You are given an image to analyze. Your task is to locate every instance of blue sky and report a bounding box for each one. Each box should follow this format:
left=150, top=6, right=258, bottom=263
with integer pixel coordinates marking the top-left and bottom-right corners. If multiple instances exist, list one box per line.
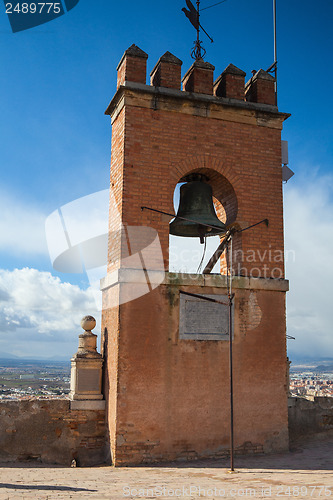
left=0, top=0, right=332, bottom=361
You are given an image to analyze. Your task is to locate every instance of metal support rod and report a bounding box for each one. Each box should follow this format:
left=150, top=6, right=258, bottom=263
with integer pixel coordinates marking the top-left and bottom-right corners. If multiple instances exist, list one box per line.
left=203, top=230, right=233, bottom=274
left=273, top=0, right=277, bottom=105
left=227, top=237, right=234, bottom=471
left=238, top=218, right=269, bottom=233
left=199, top=23, right=214, bottom=43
left=140, top=206, right=270, bottom=471
left=200, top=0, right=227, bottom=12
left=273, top=0, right=277, bottom=67
left=142, top=206, right=268, bottom=237
left=141, top=206, right=226, bottom=233
left=179, top=289, right=229, bottom=306
left=180, top=276, right=235, bottom=471
left=196, top=0, right=200, bottom=52
left=203, top=219, right=268, bottom=274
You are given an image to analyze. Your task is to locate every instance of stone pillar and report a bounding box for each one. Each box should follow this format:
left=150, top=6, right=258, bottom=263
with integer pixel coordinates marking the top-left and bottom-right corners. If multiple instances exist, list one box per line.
left=70, top=316, right=104, bottom=407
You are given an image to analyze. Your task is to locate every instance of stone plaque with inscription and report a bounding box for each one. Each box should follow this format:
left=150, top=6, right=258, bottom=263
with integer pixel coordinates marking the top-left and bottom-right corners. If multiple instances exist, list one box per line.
left=179, top=293, right=233, bottom=340
left=77, top=368, right=101, bottom=392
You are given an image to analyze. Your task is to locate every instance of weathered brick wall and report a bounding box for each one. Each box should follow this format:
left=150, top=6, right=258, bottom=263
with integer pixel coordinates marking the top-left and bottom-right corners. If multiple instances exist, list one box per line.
left=107, top=101, right=286, bottom=277
left=102, top=274, right=289, bottom=466
left=288, top=397, right=333, bottom=442
left=0, top=400, right=107, bottom=466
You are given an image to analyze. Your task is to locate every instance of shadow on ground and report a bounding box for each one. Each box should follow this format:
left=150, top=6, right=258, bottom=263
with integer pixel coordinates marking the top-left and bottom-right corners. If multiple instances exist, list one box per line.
left=0, top=483, right=96, bottom=492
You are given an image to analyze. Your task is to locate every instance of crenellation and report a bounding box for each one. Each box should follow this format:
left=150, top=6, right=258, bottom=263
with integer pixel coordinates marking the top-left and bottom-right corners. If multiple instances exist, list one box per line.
left=150, top=51, right=182, bottom=89
left=116, top=44, right=148, bottom=89
left=245, top=69, right=276, bottom=105
left=115, top=45, right=277, bottom=106
left=214, top=63, right=246, bottom=100
left=181, top=58, right=215, bottom=94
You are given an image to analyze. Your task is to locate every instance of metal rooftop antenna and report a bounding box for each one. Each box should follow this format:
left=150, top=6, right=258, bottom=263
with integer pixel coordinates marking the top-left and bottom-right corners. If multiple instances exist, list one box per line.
left=182, top=0, right=214, bottom=60
left=266, top=0, right=278, bottom=104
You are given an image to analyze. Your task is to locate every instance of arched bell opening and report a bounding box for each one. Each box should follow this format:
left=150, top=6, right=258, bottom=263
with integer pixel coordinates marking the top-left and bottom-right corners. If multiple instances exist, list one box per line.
left=168, top=168, right=242, bottom=275
left=169, top=178, right=221, bottom=273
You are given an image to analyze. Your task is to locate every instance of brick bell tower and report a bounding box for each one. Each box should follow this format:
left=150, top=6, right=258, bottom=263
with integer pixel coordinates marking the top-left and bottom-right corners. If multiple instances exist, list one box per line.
left=101, top=44, right=290, bottom=466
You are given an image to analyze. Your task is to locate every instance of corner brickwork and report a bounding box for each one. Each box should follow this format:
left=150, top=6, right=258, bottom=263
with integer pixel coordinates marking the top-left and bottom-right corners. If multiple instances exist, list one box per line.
left=116, top=44, right=148, bottom=89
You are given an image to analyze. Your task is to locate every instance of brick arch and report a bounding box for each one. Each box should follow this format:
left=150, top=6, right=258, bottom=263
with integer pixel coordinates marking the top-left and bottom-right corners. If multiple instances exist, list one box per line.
left=170, top=154, right=239, bottom=186
left=170, top=155, right=239, bottom=227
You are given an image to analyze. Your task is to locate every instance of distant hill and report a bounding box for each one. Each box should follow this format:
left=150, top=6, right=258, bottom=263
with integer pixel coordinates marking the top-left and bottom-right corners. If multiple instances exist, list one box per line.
left=289, top=357, right=333, bottom=373
left=0, top=358, right=70, bottom=368
left=0, top=352, right=19, bottom=359
left=0, top=353, right=71, bottom=362
left=314, top=364, right=333, bottom=373
left=289, top=355, right=333, bottom=364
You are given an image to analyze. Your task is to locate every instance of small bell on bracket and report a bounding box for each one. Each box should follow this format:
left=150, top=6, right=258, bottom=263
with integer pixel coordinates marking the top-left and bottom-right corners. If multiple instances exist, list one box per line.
left=169, top=174, right=226, bottom=243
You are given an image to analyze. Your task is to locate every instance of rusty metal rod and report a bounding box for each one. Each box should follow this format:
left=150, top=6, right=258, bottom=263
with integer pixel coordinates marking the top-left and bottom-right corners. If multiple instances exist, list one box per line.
left=227, top=237, right=234, bottom=472
left=179, top=289, right=231, bottom=306
left=202, top=230, right=233, bottom=274
left=141, top=206, right=227, bottom=233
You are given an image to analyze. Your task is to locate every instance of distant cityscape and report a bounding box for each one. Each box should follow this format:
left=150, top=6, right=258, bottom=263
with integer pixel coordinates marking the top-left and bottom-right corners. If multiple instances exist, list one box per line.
left=0, top=359, right=70, bottom=400
left=0, top=358, right=333, bottom=400
left=290, top=367, right=333, bottom=398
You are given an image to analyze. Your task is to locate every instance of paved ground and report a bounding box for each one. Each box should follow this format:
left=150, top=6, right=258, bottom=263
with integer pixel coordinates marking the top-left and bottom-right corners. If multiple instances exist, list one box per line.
left=0, top=436, right=332, bottom=499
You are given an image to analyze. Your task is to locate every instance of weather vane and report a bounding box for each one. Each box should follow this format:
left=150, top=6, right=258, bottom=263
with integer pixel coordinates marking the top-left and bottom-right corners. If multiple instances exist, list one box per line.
left=182, top=0, right=226, bottom=60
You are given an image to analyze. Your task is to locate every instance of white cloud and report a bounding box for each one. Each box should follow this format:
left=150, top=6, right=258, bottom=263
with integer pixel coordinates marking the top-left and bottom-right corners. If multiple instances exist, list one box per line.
left=169, top=235, right=221, bottom=273
left=0, top=268, right=99, bottom=358
left=0, top=190, right=48, bottom=256
left=284, top=170, right=333, bottom=358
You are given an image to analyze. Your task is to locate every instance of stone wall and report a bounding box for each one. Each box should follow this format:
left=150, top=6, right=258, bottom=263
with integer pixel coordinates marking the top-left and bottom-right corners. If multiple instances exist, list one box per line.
left=1, top=396, right=332, bottom=466
left=0, top=399, right=107, bottom=466
left=288, top=397, right=333, bottom=441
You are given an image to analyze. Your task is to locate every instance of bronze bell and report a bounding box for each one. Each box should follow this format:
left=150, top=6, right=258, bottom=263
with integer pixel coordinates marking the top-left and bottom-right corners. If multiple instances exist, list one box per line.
left=169, top=174, right=226, bottom=243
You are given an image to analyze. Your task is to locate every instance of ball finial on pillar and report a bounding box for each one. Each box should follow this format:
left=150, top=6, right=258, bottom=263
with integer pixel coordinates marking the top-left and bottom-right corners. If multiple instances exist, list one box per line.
left=69, top=315, right=104, bottom=402
left=81, top=315, right=96, bottom=332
